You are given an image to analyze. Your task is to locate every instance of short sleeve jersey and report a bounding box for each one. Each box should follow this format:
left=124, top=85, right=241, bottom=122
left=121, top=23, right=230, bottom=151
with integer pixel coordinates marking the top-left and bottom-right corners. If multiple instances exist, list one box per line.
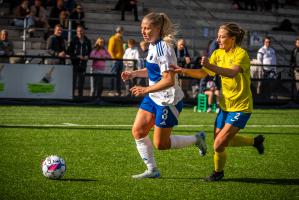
left=145, top=39, right=184, bottom=106
left=204, top=46, right=253, bottom=112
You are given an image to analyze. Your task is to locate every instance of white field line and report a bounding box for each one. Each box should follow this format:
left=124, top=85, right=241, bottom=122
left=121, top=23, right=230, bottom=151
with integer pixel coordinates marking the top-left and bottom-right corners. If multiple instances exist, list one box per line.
left=0, top=124, right=299, bottom=128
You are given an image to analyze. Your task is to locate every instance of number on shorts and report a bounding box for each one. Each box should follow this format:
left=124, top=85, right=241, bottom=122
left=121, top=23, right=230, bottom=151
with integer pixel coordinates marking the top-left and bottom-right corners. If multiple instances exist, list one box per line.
left=162, top=108, right=169, bottom=120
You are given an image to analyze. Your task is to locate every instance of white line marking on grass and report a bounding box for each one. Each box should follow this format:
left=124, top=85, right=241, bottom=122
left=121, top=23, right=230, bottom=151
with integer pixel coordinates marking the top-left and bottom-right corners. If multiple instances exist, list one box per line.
left=1, top=124, right=299, bottom=128
left=62, top=123, right=79, bottom=126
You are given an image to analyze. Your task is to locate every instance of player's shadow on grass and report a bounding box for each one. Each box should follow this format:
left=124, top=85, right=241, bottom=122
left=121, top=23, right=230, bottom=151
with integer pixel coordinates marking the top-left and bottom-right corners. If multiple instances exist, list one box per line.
left=58, top=178, right=98, bottom=182
left=239, top=130, right=298, bottom=136
left=223, top=178, right=299, bottom=185
left=1, top=125, right=200, bottom=133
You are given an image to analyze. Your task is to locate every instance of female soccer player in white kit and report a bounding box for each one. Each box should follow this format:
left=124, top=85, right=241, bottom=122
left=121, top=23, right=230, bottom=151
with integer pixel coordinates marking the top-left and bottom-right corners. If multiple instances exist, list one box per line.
left=121, top=12, right=207, bottom=179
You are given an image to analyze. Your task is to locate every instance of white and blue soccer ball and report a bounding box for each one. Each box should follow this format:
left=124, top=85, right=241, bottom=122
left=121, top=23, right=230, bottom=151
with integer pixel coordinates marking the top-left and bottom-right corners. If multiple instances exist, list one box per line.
left=41, top=155, right=66, bottom=179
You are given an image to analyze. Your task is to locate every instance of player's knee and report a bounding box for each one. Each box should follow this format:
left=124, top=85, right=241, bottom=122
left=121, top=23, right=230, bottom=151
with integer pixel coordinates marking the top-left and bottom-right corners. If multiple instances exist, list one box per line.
left=132, top=127, right=146, bottom=139
left=214, top=142, right=225, bottom=152
left=153, top=141, right=170, bottom=150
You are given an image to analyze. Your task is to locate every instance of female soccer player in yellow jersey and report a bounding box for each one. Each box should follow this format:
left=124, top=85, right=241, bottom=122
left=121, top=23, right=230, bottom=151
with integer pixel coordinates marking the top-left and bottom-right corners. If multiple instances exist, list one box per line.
left=174, top=22, right=265, bottom=181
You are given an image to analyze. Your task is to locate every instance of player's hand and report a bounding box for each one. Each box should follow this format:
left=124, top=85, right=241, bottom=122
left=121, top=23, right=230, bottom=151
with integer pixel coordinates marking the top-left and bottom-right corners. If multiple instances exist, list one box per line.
left=121, top=71, right=133, bottom=81
left=170, top=64, right=183, bottom=74
left=201, top=56, right=210, bottom=68
left=130, top=85, right=146, bottom=97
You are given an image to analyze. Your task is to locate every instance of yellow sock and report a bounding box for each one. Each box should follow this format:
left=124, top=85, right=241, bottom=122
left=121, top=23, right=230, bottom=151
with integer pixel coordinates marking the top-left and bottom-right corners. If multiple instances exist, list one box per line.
left=228, top=134, right=254, bottom=147
left=214, top=151, right=227, bottom=172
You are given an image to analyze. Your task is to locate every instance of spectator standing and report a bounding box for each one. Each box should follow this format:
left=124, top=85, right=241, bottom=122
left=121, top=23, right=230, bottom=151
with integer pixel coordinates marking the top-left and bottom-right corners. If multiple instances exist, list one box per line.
left=139, top=40, right=149, bottom=63
left=257, top=36, right=277, bottom=77
left=67, top=25, right=92, bottom=97
left=175, top=39, right=191, bottom=67
left=120, top=0, right=139, bottom=21
left=89, top=37, right=111, bottom=98
left=108, top=26, right=125, bottom=96
left=70, top=4, right=86, bottom=30
left=0, top=30, right=14, bottom=63
left=59, top=10, right=69, bottom=40
left=30, top=0, right=49, bottom=29
left=137, top=40, right=149, bottom=86
left=290, top=38, right=299, bottom=97
left=123, top=38, right=139, bottom=95
left=175, top=38, right=191, bottom=98
left=46, top=24, right=68, bottom=64
left=257, top=37, right=277, bottom=98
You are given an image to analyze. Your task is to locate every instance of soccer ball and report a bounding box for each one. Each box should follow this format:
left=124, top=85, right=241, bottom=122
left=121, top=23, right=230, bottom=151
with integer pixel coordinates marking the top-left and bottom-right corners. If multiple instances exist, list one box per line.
left=41, top=155, right=66, bottom=179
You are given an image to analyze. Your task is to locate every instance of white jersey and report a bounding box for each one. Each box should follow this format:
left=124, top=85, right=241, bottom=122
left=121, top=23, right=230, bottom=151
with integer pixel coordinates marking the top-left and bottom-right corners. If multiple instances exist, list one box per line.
left=257, top=46, right=276, bottom=71
left=145, top=39, right=184, bottom=106
left=123, top=47, right=140, bottom=67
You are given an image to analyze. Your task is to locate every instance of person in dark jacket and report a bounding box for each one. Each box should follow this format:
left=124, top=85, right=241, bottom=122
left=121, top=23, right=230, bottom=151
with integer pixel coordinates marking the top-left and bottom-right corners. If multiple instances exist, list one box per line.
left=67, top=25, right=92, bottom=97
left=69, top=4, right=86, bottom=30
left=120, top=0, right=139, bottom=21
left=49, top=0, right=66, bottom=28
left=0, top=29, right=14, bottom=63
left=174, top=38, right=191, bottom=97
left=46, top=24, right=68, bottom=64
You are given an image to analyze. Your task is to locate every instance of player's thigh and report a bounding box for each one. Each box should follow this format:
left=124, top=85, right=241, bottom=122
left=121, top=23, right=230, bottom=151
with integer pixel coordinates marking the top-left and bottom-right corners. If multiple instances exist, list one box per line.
left=214, top=124, right=240, bottom=152
left=153, top=126, right=172, bottom=150
left=132, top=108, right=155, bottom=139
left=214, top=127, right=221, bottom=139
left=214, top=90, right=220, bottom=96
left=204, top=90, right=212, bottom=97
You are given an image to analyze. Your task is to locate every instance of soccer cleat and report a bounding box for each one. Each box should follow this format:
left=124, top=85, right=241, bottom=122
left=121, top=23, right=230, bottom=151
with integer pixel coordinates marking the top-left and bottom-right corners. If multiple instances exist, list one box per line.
left=204, top=171, right=224, bottom=182
left=195, top=131, right=207, bottom=156
left=253, top=135, right=265, bottom=154
left=207, top=107, right=212, bottom=113
left=132, top=168, right=161, bottom=179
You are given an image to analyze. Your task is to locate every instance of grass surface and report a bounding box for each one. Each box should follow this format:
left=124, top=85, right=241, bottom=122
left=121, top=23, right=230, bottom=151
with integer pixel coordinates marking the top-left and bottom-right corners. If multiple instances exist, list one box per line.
left=0, top=106, right=298, bottom=200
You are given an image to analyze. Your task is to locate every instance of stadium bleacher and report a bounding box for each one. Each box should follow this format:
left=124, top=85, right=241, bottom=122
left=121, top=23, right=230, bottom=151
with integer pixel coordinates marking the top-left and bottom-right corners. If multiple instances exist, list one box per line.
left=1, top=0, right=298, bottom=63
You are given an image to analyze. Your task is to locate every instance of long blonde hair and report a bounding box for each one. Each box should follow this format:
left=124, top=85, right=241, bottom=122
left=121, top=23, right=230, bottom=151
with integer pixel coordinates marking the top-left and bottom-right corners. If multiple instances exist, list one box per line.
left=143, top=12, right=178, bottom=46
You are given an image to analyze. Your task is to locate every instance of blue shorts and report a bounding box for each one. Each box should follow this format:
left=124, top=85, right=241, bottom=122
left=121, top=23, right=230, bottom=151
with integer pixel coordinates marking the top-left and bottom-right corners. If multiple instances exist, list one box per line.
left=139, top=95, right=183, bottom=128
left=215, top=109, right=251, bottom=129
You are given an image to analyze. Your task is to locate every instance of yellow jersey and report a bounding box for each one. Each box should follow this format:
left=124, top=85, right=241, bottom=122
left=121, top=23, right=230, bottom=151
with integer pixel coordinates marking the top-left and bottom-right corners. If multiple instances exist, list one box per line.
left=204, top=46, right=253, bottom=113
left=108, top=34, right=124, bottom=59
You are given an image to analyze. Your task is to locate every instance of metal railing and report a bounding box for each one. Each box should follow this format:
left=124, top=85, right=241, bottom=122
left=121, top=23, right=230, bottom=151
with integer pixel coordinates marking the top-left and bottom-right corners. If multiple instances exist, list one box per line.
left=0, top=55, right=297, bottom=104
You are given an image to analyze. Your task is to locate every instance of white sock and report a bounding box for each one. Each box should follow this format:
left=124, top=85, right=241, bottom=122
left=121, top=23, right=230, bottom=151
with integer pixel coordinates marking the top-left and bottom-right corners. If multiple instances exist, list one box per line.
left=170, top=135, right=197, bottom=149
left=135, top=136, right=157, bottom=171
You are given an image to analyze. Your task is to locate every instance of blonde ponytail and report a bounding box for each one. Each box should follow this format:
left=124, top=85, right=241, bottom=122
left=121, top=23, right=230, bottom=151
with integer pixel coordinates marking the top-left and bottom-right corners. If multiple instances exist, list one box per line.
left=143, top=12, right=178, bottom=46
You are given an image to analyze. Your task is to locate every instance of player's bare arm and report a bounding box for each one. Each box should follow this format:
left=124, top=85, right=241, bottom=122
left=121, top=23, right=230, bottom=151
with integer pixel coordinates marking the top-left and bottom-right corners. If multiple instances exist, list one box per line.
left=121, top=68, right=148, bottom=81
left=172, top=64, right=208, bottom=79
left=130, top=70, right=174, bottom=97
left=201, top=56, right=241, bottom=78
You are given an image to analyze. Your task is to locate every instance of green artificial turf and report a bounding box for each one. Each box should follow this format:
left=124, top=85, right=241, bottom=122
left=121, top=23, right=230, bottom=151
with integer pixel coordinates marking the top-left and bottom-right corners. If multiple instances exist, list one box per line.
left=0, top=106, right=298, bottom=199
